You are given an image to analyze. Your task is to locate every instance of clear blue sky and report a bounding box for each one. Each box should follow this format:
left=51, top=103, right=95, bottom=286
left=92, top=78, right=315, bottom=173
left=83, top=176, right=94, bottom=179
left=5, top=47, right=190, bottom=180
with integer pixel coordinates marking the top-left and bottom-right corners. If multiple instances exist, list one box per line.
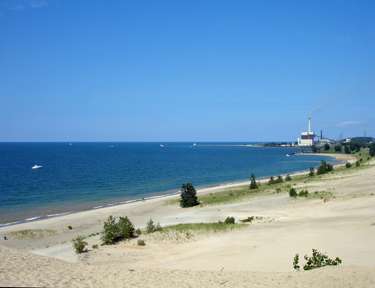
left=1, top=0, right=374, bottom=142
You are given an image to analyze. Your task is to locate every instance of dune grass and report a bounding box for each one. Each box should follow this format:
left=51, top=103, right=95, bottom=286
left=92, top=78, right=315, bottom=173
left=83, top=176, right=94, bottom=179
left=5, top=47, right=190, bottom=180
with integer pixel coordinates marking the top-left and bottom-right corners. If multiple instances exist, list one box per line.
left=162, top=222, right=248, bottom=233
left=9, top=229, right=57, bottom=240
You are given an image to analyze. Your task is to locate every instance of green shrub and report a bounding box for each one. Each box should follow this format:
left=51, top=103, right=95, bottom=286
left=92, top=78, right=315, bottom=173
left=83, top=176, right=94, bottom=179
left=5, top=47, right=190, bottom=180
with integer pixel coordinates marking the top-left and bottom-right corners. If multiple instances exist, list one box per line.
left=135, top=228, right=142, bottom=235
left=268, top=176, right=275, bottom=185
left=285, top=174, right=292, bottom=181
left=100, top=215, right=135, bottom=245
left=137, top=239, right=146, bottom=246
left=316, top=160, right=333, bottom=175
left=72, top=236, right=88, bottom=254
left=117, top=216, right=135, bottom=239
left=101, top=215, right=119, bottom=245
left=180, top=183, right=198, bottom=207
left=355, top=161, right=360, bottom=167
left=68, top=225, right=72, bottom=230
left=92, top=244, right=98, bottom=249
left=346, top=162, right=352, bottom=168
left=299, top=190, right=309, bottom=197
left=224, top=216, right=235, bottom=224
left=146, top=218, right=162, bottom=233
left=289, top=188, right=297, bottom=197
left=293, top=249, right=342, bottom=271
left=239, top=216, right=254, bottom=223
left=249, top=173, right=258, bottom=189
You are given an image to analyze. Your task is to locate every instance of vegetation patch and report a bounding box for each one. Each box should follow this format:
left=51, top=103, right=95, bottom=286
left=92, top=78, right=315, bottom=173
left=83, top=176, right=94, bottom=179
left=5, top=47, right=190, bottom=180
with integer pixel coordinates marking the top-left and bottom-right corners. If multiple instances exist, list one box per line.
left=101, top=215, right=135, bottom=245
left=162, top=221, right=247, bottom=234
left=9, top=229, right=57, bottom=240
left=72, top=235, right=88, bottom=254
left=293, top=249, right=342, bottom=271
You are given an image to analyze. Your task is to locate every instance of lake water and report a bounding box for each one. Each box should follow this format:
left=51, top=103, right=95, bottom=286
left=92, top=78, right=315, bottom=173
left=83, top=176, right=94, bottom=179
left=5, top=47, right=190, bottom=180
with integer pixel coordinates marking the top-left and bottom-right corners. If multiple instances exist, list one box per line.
left=0, top=142, right=339, bottom=226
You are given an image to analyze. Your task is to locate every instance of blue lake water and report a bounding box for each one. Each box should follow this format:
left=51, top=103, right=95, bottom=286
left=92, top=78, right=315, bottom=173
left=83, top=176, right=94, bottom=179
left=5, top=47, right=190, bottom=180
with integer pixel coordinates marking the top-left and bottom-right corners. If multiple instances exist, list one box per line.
left=0, top=142, right=339, bottom=226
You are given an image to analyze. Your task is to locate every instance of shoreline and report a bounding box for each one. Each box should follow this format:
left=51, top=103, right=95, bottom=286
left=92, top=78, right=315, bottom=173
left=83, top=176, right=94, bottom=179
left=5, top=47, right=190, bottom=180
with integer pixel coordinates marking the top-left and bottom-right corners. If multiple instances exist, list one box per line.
left=0, top=153, right=352, bottom=228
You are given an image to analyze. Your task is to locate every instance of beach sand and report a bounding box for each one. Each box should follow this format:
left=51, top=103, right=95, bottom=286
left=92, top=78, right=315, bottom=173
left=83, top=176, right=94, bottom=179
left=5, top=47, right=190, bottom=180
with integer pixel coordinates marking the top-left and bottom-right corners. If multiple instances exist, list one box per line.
left=1, top=155, right=375, bottom=287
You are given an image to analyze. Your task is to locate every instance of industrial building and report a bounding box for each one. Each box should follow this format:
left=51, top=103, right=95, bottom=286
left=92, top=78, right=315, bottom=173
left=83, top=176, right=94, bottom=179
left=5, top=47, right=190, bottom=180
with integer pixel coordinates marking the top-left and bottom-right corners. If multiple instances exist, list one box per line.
left=298, top=117, right=315, bottom=146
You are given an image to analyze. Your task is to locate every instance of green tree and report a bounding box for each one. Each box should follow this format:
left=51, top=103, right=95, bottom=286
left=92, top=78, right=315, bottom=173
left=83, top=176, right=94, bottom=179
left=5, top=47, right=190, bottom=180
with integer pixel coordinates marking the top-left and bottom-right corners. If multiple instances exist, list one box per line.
left=117, top=216, right=135, bottom=240
left=316, top=160, right=333, bottom=175
left=100, top=215, right=135, bottom=245
left=324, top=143, right=330, bottom=151
left=289, top=188, right=297, bottom=197
left=180, top=183, right=198, bottom=208
left=249, top=173, right=258, bottom=189
left=334, top=145, right=342, bottom=152
left=369, top=143, right=375, bottom=157
left=101, top=215, right=119, bottom=245
left=344, top=145, right=351, bottom=154
left=311, top=145, right=318, bottom=153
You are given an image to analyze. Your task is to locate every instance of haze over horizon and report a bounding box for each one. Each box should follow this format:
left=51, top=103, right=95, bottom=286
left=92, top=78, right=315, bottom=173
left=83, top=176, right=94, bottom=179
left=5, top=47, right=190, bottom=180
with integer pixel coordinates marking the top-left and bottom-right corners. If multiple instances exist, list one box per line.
left=1, top=1, right=374, bottom=142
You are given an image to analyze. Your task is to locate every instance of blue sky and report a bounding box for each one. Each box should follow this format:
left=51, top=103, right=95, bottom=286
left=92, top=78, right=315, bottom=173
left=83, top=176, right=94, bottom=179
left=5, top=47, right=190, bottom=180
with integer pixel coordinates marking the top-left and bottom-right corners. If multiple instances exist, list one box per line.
left=1, top=0, right=374, bottom=142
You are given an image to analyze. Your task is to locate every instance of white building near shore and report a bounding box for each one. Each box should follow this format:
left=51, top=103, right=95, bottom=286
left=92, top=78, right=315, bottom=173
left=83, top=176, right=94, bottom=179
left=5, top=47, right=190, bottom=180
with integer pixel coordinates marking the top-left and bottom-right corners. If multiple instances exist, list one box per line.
left=298, top=117, right=315, bottom=146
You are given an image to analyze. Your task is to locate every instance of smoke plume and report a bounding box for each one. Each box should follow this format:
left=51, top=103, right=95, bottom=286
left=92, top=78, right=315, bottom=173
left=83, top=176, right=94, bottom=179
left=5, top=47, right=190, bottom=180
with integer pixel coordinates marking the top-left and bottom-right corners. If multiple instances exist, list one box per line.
left=309, top=90, right=347, bottom=116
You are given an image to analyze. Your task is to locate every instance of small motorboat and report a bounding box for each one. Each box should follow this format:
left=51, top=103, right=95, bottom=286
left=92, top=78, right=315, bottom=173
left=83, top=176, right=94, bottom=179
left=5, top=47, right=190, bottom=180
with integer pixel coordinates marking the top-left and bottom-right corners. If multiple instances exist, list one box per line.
left=32, top=165, right=43, bottom=169
left=160, top=144, right=164, bottom=147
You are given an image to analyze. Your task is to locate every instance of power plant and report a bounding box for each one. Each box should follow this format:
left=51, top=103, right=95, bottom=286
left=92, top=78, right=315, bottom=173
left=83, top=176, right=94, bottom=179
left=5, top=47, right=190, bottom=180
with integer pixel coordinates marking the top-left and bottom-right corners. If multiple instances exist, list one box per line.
left=298, top=117, right=315, bottom=146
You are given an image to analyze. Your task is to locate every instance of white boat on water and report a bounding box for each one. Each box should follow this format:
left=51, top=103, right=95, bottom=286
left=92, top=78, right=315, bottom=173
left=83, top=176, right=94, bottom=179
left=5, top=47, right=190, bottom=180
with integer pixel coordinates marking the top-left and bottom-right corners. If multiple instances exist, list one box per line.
left=32, top=165, right=42, bottom=169
left=160, top=144, right=164, bottom=147
left=193, top=143, right=196, bottom=146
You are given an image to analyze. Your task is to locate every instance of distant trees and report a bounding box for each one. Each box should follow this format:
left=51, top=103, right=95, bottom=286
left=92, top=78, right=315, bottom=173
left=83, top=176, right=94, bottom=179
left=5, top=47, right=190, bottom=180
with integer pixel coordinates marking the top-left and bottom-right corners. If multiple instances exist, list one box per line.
left=324, top=144, right=330, bottom=151
left=370, top=143, right=375, bottom=157
left=180, top=183, right=198, bottom=208
left=249, top=173, right=258, bottom=189
left=334, top=145, right=342, bottom=152
left=268, top=175, right=283, bottom=185
left=311, top=145, right=318, bottom=153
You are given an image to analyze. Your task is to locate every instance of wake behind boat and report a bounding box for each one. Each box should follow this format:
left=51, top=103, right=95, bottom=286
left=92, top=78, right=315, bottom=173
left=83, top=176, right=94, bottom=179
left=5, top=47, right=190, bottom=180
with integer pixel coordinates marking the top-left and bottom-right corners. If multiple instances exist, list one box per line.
left=32, top=165, right=42, bottom=169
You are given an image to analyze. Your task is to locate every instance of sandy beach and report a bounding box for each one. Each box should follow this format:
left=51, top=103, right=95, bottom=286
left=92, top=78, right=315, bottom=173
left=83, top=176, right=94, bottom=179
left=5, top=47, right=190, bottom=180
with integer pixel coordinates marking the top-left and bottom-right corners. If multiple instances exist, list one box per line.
left=1, top=153, right=375, bottom=287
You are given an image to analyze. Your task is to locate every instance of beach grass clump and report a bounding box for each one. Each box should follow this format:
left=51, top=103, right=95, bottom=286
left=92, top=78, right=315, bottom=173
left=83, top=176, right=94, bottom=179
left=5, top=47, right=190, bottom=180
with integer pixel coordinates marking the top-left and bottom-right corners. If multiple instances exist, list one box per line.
left=72, top=235, right=88, bottom=254
left=9, top=229, right=57, bottom=240
left=285, top=174, right=292, bottom=181
left=162, top=222, right=247, bottom=234
left=101, top=215, right=135, bottom=245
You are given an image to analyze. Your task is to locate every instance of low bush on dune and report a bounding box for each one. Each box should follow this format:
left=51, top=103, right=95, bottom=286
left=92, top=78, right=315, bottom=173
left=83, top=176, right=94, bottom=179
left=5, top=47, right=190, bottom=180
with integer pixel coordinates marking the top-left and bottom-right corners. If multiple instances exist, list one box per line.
left=316, top=160, right=334, bottom=175
left=224, top=216, right=235, bottom=224
left=72, top=235, right=88, bottom=254
left=101, top=215, right=135, bottom=245
left=293, top=249, right=342, bottom=271
left=146, top=218, right=162, bottom=233
left=137, top=239, right=146, bottom=246
left=268, top=175, right=283, bottom=185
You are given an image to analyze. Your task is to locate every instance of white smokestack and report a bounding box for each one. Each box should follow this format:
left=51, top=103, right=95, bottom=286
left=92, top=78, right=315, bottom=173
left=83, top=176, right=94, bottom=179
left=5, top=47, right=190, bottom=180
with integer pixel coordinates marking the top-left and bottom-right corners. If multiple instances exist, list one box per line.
left=308, top=117, right=311, bottom=133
